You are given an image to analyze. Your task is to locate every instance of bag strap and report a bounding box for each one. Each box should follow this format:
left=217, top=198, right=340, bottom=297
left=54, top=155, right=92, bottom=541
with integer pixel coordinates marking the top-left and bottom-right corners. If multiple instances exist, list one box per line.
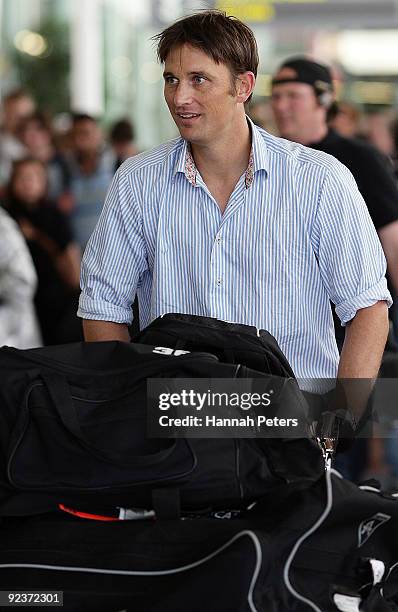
left=41, top=371, right=177, bottom=468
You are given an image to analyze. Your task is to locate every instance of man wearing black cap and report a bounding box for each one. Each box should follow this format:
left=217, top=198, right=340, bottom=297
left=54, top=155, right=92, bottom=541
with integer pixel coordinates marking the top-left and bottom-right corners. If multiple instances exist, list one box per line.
left=271, top=56, right=398, bottom=350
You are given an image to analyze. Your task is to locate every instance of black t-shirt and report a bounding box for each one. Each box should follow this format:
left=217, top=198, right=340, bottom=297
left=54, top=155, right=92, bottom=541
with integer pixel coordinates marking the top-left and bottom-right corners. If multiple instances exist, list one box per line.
left=310, top=129, right=398, bottom=230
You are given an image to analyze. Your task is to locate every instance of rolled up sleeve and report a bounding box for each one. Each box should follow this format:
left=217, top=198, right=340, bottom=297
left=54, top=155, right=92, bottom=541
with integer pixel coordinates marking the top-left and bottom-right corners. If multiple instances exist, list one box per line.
left=311, top=159, right=392, bottom=326
left=335, top=277, right=391, bottom=325
left=78, top=164, right=148, bottom=323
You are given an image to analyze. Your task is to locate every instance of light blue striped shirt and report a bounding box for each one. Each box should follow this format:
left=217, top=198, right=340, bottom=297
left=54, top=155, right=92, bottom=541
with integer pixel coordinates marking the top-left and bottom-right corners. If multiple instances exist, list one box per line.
left=78, top=120, right=392, bottom=382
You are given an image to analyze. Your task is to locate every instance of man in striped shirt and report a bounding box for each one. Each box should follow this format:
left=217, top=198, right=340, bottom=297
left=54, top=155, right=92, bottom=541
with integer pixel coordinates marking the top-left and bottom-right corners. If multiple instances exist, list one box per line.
left=78, top=11, right=391, bottom=389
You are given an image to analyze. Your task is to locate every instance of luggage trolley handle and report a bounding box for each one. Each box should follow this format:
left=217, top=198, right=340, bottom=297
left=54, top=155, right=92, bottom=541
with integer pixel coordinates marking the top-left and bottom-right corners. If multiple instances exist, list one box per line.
left=316, top=409, right=357, bottom=471
left=316, top=411, right=339, bottom=471
left=40, top=371, right=177, bottom=468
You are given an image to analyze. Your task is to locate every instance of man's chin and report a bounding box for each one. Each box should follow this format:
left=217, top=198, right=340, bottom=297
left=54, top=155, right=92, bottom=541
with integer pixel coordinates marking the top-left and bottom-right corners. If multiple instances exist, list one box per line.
left=177, top=127, right=205, bottom=145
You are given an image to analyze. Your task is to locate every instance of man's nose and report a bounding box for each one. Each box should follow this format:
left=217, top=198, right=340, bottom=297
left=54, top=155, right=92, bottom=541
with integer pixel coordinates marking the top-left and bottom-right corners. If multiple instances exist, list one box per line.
left=174, top=81, right=193, bottom=107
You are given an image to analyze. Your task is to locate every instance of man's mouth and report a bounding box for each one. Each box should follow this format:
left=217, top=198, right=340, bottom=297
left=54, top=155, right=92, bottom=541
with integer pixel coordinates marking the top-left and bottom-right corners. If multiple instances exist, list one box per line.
left=177, top=113, right=200, bottom=119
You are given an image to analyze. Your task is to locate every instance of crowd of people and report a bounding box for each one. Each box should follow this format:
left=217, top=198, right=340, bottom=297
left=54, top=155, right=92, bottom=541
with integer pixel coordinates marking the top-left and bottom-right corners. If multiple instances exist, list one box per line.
left=0, top=90, right=137, bottom=346
left=1, top=10, right=398, bottom=485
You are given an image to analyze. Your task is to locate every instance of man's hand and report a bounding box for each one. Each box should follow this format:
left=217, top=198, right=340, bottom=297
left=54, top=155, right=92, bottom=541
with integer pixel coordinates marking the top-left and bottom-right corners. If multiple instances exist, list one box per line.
left=83, top=320, right=131, bottom=342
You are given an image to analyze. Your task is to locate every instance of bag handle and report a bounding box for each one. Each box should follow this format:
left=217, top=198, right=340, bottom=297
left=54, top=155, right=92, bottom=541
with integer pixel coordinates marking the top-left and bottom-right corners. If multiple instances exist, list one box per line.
left=41, top=371, right=177, bottom=468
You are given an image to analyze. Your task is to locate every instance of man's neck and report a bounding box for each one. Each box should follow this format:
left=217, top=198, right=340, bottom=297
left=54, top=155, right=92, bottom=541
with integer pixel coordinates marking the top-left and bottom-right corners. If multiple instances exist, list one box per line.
left=297, top=123, right=329, bottom=146
left=190, top=115, right=251, bottom=183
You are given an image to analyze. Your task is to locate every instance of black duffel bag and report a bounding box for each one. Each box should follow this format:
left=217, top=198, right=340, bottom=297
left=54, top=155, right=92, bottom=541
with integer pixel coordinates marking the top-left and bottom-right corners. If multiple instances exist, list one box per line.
left=0, top=337, right=321, bottom=519
left=133, top=313, right=296, bottom=378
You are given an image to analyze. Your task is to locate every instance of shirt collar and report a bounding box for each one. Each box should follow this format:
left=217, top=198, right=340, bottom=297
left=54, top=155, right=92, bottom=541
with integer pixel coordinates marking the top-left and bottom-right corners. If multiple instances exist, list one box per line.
left=248, top=116, right=269, bottom=179
left=173, top=116, right=268, bottom=189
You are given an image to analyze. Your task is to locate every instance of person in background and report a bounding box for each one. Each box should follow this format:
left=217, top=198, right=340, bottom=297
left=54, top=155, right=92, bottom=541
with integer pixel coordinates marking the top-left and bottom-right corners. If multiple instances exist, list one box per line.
left=0, top=206, right=42, bottom=349
left=0, top=89, right=35, bottom=187
left=19, top=112, right=72, bottom=208
left=65, top=113, right=115, bottom=249
left=364, top=110, right=396, bottom=160
left=330, top=101, right=362, bottom=139
left=4, top=158, right=82, bottom=345
left=246, top=98, right=277, bottom=134
left=109, top=118, right=139, bottom=171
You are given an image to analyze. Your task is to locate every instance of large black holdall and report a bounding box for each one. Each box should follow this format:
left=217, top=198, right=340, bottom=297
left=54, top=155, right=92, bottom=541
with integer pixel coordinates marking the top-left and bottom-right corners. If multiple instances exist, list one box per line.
left=0, top=324, right=322, bottom=519
left=2, top=472, right=398, bottom=611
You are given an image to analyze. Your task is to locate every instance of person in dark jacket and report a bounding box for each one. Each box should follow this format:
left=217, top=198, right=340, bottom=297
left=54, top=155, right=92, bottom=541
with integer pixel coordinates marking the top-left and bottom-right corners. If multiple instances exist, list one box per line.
left=5, top=158, right=82, bottom=345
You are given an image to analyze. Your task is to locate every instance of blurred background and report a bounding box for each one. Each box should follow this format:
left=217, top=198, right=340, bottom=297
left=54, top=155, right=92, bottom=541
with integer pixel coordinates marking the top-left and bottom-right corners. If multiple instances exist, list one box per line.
left=0, top=0, right=397, bottom=151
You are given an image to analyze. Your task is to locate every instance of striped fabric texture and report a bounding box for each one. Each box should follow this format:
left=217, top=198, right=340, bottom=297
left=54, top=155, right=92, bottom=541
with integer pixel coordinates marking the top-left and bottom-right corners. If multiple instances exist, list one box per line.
left=78, top=120, right=391, bottom=381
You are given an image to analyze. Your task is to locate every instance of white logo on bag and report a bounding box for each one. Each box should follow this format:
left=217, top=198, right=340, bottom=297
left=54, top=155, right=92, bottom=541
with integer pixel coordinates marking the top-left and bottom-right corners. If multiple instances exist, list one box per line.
left=152, top=347, right=190, bottom=356
left=333, top=593, right=361, bottom=612
left=358, top=513, right=390, bottom=548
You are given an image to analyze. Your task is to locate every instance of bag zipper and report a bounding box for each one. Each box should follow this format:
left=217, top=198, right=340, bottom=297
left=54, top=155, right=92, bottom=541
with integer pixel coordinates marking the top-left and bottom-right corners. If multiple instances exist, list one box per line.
left=3, top=346, right=218, bottom=378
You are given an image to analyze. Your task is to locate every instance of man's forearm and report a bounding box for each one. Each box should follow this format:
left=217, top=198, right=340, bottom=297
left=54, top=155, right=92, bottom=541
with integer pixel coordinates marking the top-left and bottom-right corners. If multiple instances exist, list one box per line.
left=338, top=301, right=389, bottom=379
left=83, top=319, right=131, bottom=342
left=336, top=301, right=388, bottom=424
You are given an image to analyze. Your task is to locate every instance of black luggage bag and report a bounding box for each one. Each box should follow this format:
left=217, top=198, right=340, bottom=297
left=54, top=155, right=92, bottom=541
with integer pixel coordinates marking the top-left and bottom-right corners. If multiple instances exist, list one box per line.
left=0, top=323, right=321, bottom=519
left=2, top=472, right=398, bottom=612
left=133, top=313, right=296, bottom=378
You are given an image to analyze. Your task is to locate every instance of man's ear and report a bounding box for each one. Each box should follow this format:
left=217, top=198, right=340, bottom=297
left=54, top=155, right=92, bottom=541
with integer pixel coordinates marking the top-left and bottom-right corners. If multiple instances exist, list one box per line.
left=236, top=72, right=256, bottom=103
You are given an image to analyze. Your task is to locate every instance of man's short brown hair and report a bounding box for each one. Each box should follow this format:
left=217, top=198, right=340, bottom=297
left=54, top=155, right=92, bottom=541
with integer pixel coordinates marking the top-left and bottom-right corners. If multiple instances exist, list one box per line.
left=154, top=10, right=258, bottom=101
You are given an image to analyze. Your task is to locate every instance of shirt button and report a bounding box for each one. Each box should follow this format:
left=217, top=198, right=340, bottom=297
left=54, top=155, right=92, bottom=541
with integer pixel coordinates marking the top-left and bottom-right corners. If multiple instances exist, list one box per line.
left=217, top=279, right=222, bottom=286
left=216, top=236, right=221, bottom=244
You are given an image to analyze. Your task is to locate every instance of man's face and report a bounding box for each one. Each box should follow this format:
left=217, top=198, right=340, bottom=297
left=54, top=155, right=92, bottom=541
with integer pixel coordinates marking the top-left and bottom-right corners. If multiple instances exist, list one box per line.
left=21, top=120, right=51, bottom=152
left=271, top=67, right=324, bottom=143
left=4, top=96, right=35, bottom=134
left=163, top=44, right=239, bottom=146
left=72, top=120, right=102, bottom=155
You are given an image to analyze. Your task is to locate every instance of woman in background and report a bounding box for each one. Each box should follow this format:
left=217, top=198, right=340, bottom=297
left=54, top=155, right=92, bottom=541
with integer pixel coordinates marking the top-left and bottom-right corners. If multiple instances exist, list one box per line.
left=18, top=112, right=73, bottom=211
left=0, top=206, right=41, bottom=348
left=5, top=158, right=82, bottom=345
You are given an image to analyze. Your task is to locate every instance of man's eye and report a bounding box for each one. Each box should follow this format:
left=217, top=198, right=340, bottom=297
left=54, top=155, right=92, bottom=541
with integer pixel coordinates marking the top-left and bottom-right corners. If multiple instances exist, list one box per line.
left=165, top=76, right=178, bottom=85
left=192, top=76, right=206, bottom=84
